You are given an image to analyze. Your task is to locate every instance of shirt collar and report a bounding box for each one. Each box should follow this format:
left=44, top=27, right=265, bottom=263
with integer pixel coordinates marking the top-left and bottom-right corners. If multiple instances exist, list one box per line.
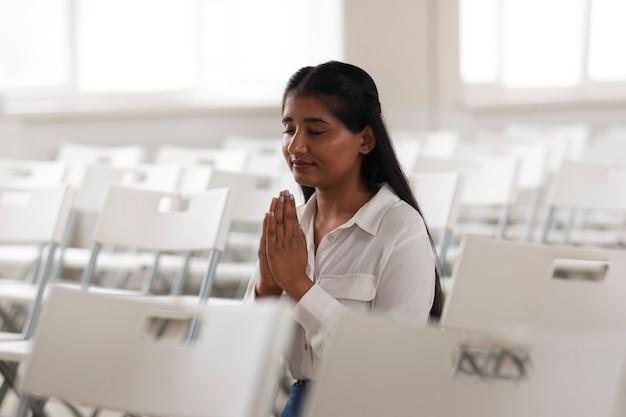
left=298, top=183, right=400, bottom=237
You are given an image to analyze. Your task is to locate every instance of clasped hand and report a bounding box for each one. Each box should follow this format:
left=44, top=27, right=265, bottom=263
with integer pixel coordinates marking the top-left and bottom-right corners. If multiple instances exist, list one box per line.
left=256, top=190, right=312, bottom=301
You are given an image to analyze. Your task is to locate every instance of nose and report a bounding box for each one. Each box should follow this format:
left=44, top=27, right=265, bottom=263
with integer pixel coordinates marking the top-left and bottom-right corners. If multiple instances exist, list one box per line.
left=285, top=129, right=306, bottom=155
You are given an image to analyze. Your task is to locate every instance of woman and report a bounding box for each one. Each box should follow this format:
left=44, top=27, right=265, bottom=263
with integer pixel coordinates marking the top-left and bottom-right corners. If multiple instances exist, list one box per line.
left=245, top=60, right=444, bottom=417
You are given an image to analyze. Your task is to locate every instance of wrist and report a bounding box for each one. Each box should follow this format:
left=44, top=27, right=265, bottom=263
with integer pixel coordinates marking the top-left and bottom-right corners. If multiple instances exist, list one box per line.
left=255, top=282, right=282, bottom=297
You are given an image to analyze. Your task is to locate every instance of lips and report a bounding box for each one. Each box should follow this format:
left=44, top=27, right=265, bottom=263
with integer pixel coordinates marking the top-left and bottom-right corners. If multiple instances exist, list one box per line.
left=291, top=159, right=313, bottom=169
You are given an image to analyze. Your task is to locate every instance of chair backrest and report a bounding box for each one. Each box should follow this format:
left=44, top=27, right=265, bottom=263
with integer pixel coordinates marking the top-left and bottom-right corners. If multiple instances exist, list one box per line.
left=442, top=236, right=626, bottom=331
left=414, top=155, right=520, bottom=206
left=207, top=169, right=279, bottom=224
left=413, top=155, right=520, bottom=239
left=80, top=186, right=231, bottom=295
left=74, top=163, right=182, bottom=213
left=20, top=284, right=294, bottom=417
left=56, top=142, right=146, bottom=187
left=220, top=135, right=287, bottom=176
left=503, top=123, right=590, bottom=172
left=409, top=172, right=464, bottom=265
left=0, top=185, right=75, bottom=245
left=303, top=312, right=626, bottom=417
left=545, top=160, right=626, bottom=212
left=0, top=185, right=76, bottom=338
left=92, top=186, right=231, bottom=252
left=541, top=160, right=626, bottom=244
left=0, top=158, right=68, bottom=188
left=154, top=145, right=249, bottom=172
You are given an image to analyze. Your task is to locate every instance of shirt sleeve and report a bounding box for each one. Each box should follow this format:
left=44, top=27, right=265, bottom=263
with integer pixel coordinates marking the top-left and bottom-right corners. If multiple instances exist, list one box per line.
left=292, top=284, right=349, bottom=365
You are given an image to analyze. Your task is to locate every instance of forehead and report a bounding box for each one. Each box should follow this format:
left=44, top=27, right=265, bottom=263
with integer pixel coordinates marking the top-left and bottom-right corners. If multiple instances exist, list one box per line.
left=282, top=95, right=334, bottom=121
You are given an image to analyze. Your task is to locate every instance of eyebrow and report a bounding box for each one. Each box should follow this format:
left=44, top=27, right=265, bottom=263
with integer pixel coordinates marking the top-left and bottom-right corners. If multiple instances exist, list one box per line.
left=281, top=117, right=331, bottom=124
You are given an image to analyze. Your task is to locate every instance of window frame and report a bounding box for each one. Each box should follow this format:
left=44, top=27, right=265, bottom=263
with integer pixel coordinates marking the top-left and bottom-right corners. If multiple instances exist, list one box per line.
left=458, top=0, right=626, bottom=110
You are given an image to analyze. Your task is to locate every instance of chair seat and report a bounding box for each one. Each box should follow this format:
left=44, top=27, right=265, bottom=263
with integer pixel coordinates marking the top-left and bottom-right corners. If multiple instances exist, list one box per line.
left=0, top=339, right=31, bottom=362
left=156, top=254, right=255, bottom=284
left=61, top=247, right=153, bottom=271
left=0, top=245, right=40, bottom=267
left=0, top=279, right=39, bottom=303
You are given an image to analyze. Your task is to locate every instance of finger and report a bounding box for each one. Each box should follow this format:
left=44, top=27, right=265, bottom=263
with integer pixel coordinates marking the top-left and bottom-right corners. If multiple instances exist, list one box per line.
left=274, top=191, right=285, bottom=240
left=267, top=198, right=277, bottom=240
left=258, top=212, right=269, bottom=255
left=283, top=190, right=297, bottom=240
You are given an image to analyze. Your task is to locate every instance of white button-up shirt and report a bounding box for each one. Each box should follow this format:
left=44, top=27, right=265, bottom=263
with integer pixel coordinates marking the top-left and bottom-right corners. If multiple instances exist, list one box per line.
left=245, top=183, right=436, bottom=380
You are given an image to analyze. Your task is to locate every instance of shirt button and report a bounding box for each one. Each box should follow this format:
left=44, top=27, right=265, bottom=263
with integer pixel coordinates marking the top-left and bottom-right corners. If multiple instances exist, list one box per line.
left=304, top=343, right=309, bottom=351
left=327, top=235, right=334, bottom=242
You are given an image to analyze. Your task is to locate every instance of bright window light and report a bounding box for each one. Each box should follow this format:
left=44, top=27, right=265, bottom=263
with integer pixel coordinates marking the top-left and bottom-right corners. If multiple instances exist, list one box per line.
left=459, top=0, right=499, bottom=84
left=77, top=0, right=195, bottom=93
left=0, top=0, right=70, bottom=88
left=200, top=0, right=343, bottom=104
left=588, top=0, right=626, bottom=81
left=501, top=0, right=585, bottom=88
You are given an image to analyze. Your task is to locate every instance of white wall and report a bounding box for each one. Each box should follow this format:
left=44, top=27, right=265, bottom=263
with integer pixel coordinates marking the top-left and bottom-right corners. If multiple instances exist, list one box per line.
left=2, top=0, right=626, bottom=160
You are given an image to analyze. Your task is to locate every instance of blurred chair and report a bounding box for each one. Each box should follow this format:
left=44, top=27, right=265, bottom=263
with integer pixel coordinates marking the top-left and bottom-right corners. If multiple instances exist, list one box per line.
left=55, top=142, right=146, bottom=188
left=57, top=163, right=183, bottom=284
left=220, top=134, right=286, bottom=175
left=154, top=144, right=249, bottom=173
left=0, top=158, right=69, bottom=281
left=0, top=185, right=232, bottom=416
left=303, top=312, right=626, bottom=417
left=442, top=236, right=626, bottom=332
left=18, top=284, right=294, bottom=417
left=78, top=185, right=231, bottom=300
left=0, top=158, right=67, bottom=188
left=0, top=185, right=75, bottom=340
left=0, top=185, right=75, bottom=415
left=220, top=135, right=299, bottom=204
left=453, top=138, right=551, bottom=241
left=540, top=160, right=626, bottom=248
left=413, top=155, right=520, bottom=240
left=161, top=169, right=282, bottom=298
left=409, top=172, right=464, bottom=282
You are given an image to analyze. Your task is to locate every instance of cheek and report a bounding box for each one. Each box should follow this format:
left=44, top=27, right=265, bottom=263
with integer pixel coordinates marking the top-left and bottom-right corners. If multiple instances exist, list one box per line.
left=281, top=140, right=291, bottom=161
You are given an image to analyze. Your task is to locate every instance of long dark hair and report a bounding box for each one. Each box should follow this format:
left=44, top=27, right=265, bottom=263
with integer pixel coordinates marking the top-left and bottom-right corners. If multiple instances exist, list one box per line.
left=282, top=61, right=444, bottom=320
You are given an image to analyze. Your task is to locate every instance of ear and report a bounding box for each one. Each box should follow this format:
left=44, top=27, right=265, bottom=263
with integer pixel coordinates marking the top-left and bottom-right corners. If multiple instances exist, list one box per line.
left=358, top=125, right=376, bottom=155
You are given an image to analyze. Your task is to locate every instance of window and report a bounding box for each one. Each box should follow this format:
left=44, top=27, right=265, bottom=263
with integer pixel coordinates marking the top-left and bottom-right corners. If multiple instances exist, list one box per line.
left=459, top=0, right=626, bottom=106
left=0, top=0, right=343, bottom=111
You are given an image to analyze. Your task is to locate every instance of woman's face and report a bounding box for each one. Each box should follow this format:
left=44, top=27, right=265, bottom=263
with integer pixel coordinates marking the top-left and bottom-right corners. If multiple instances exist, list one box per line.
left=281, top=94, right=374, bottom=192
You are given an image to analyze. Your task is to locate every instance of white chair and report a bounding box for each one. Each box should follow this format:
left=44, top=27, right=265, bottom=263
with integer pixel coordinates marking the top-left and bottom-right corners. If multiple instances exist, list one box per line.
left=409, top=172, right=463, bottom=280
left=303, top=312, right=626, bottom=417
left=453, top=138, right=551, bottom=241
left=0, top=185, right=75, bottom=340
left=59, top=164, right=182, bottom=250
left=154, top=144, right=249, bottom=172
left=160, top=169, right=282, bottom=297
left=55, top=142, right=146, bottom=188
left=18, top=284, right=294, bottom=417
left=0, top=158, right=69, bottom=281
left=0, top=158, right=67, bottom=188
left=220, top=134, right=287, bottom=176
left=57, top=163, right=183, bottom=283
left=540, top=160, right=626, bottom=247
left=413, top=155, right=521, bottom=240
left=79, top=185, right=231, bottom=300
left=442, top=236, right=626, bottom=332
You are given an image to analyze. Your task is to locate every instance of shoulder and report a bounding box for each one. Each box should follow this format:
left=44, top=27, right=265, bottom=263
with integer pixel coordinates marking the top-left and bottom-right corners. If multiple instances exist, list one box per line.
left=381, top=198, right=429, bottom=235
left=365, top=184, right=429, bottom=237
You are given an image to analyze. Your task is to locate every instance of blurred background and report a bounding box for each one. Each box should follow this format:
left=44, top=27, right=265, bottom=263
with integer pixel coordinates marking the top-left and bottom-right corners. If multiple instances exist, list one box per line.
left=1, top=0, right=624, bottom=159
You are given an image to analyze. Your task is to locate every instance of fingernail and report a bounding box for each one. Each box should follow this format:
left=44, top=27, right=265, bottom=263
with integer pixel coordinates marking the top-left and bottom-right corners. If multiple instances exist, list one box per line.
left=284, top=189, right=290, bottom=197
left=269, top=211, right=275, bottom=217
left=279, top=196, right=284, bottom=203
left=290, top=193, right=295, bottom=200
